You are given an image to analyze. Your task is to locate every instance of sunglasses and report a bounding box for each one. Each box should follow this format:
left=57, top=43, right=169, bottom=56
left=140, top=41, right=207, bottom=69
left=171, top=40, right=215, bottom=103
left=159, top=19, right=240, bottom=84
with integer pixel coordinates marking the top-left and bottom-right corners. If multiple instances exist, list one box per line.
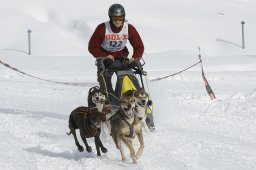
left=110, top=16, right=125, bottom=21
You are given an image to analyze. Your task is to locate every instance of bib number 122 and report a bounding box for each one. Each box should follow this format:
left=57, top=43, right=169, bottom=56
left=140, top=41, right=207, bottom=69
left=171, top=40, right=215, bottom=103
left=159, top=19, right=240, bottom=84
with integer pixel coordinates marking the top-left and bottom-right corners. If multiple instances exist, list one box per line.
left=109, top=41, right=123, bottom=47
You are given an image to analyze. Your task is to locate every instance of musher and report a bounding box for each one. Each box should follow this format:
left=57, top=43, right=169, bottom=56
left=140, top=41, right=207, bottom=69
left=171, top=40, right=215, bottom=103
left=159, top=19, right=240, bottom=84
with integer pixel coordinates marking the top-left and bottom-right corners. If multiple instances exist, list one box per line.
left=88, top=3, right=144, bottom=103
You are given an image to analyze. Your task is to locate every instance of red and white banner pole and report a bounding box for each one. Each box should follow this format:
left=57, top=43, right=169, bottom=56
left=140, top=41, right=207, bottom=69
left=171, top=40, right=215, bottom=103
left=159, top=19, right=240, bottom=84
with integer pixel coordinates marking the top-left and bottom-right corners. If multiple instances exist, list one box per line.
left=198, top=47, right=216, bottom=100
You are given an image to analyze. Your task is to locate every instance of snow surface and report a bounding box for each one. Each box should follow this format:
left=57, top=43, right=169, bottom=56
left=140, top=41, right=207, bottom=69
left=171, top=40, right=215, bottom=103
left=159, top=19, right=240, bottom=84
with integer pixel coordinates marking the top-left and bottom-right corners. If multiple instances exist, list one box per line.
left=0, top=0, right=256, bottom=169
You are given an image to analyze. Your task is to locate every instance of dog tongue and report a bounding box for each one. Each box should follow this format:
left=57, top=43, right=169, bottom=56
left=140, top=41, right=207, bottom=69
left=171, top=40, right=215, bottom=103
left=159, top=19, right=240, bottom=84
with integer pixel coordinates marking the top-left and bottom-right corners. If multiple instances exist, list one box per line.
left=126, top=109, right=133, bottom=116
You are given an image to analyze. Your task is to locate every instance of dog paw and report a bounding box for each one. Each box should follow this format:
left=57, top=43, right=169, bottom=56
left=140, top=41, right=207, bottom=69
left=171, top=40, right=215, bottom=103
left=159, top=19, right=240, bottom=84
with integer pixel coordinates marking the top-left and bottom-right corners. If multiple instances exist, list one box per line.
left=101, top=147, right=108, bottom=153
left=132, top=157, right=138, bottom=164
left=86, top=146, right=92, bottom=153
left=133, top=160, right=138, bottom=164
left=97, top=152, right=101, bottom=157
left=77, top=145, right=84, bottom=152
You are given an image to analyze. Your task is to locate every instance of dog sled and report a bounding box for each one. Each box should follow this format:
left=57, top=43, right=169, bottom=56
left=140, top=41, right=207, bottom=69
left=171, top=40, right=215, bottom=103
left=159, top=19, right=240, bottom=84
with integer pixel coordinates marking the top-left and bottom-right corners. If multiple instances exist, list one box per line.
left=96, top=57, right=155, bottom=131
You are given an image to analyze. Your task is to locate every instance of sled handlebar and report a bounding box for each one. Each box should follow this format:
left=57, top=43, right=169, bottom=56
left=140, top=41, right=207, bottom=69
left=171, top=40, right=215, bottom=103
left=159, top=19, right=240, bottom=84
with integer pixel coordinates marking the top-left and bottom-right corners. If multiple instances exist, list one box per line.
left=96, top=57, right=144, bottom=75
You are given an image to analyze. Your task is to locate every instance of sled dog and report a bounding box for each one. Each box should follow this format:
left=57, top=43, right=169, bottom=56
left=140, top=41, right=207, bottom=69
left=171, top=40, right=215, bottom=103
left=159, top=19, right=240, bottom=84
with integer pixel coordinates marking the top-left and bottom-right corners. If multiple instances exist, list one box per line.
left=67, top=86, right=110, bottom=156
left=87, top=86, right=107, bottom=112
left=88, top=86, right=113, bottom=134
left=88, top=86, right=112, bottom=133
left=134, top=89, right=151, bottom=132
left=67, top=107, right=107, bottom=156
left=110, top=90, right=144, bottom=164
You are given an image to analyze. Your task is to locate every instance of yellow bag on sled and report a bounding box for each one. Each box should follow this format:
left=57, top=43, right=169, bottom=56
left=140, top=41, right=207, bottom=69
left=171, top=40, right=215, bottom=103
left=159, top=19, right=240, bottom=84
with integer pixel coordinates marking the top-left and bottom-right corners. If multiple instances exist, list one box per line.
left=121, top=75, right=137, bottom=95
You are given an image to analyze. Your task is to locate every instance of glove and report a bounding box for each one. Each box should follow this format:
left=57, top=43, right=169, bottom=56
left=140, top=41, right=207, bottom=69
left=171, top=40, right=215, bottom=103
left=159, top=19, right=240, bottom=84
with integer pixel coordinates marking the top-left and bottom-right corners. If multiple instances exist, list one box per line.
left=128, top=60, right=139, bottom=68
left=103, top=58, right=114, bottom=68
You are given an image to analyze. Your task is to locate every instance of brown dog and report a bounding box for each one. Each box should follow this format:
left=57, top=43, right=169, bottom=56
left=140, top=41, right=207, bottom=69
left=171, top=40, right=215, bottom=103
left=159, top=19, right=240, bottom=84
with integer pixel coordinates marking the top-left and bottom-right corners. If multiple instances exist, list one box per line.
left=110, top=90, right=144, bottom=164
left=67, top=86, right=109, bottom=156
left=67, top=107, right=107, bottom=156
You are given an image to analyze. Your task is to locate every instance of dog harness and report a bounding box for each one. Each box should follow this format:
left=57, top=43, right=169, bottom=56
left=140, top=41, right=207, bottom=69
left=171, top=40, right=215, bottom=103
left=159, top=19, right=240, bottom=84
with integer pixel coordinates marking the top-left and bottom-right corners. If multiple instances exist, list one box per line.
left=80, top=108, right=99, bottom=138
left=119, top=109, right=136, bottom=138
left=83, top=115, right=98, bottom=138
left=122, top=117, right=136, bottom=138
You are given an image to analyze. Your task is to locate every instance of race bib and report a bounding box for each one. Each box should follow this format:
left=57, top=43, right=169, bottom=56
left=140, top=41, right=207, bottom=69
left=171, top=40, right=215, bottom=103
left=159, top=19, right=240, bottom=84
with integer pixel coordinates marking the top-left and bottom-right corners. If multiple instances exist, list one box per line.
left=101, top=21, right=128, bottom=52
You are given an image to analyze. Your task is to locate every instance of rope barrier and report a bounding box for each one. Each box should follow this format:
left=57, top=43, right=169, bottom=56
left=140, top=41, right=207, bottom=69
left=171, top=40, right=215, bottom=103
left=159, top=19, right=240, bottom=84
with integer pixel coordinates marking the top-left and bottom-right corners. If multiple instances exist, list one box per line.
left=1, top=49, right=216, bottom=100
left=147, top=47, right=216, bottom=100
left=150, top=61, right=201, bottom=82
left=0, top=59, right=97, bottom=87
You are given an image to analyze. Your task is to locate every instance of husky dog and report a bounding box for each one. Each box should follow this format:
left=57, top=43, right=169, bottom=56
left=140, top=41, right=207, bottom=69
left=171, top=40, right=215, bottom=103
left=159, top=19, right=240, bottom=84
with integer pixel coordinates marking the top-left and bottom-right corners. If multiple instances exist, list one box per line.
left=134, top=89, right=151, bottom=132
left=88, top=86, right=112, bottom=133
left=87, top=86, right=113, bottom=134
left=88, top=86, right=107, bottom=112
left=110, top=90, right=144, bottom=164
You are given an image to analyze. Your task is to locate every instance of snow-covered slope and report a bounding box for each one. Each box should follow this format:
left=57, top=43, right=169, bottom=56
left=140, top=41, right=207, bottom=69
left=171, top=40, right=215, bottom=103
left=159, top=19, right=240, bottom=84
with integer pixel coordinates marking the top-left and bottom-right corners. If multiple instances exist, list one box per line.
left=0, top=0, right=256, bottom=170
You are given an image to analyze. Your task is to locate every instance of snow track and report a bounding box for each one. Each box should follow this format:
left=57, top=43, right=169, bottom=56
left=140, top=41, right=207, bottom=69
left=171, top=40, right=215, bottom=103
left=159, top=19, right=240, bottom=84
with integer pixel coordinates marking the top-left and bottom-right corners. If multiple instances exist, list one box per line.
left=1, top=66, right=256, bottom=169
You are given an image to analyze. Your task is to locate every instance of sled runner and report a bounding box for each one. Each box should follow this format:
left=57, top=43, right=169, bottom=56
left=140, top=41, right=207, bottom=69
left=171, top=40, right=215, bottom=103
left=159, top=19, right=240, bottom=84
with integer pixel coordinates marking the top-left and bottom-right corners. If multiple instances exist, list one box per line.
left=96, top=57, right=155, bottom=131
